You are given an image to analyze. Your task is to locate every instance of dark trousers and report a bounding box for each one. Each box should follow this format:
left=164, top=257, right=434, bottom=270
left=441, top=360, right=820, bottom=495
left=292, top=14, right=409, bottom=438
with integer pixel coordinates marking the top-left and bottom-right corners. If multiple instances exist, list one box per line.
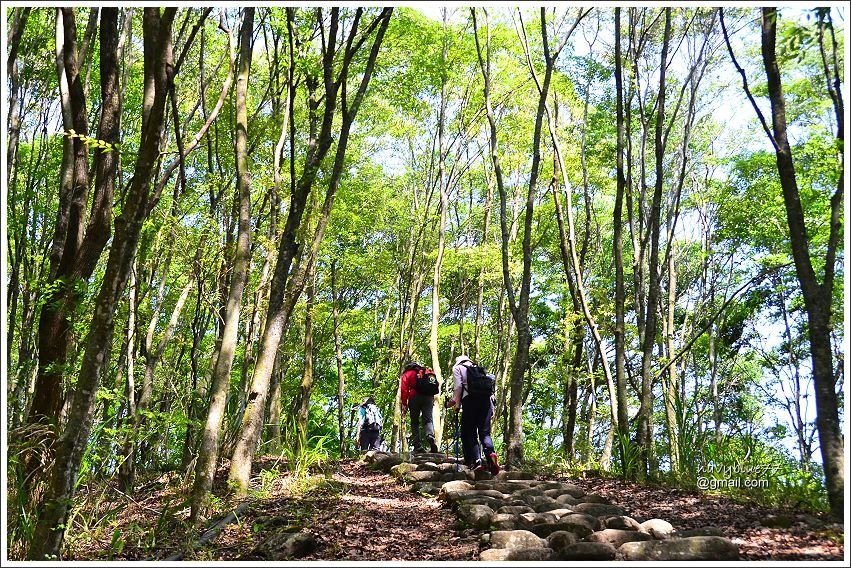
left=408, top=392, right=435, bottom=449
left=359, top=428, right=380, bottom=451
left=460, top=395, right=494, bottom=467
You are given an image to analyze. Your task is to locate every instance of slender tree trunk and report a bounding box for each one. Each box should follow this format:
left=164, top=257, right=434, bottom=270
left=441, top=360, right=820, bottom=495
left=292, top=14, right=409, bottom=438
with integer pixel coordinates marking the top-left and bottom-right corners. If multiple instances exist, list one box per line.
left=332, top=259, right=348, bottom=457
left=295, top=263, right=317, bottom=445
left=429, top=27, right=449, bottom=447
left=190, top=7, right=253, bottom=524
left=613, top=6, right=631, bottom=475
left=227, top=8, right=392, bottom=492
left=119, top=277, right=192, bottom=490
left=759, top=7, right=844, bottom=520
left=664, top=243, right=680, bottom=473
left=637, top=8, right=671, bottom=480
left=473, top=176, right=493, bottom=361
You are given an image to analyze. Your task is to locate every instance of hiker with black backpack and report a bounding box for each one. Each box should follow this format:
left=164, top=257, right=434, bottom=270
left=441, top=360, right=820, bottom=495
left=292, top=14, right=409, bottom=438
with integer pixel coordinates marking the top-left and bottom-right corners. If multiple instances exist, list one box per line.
left=400, top=361, right=440, bottom=453
left=355, top=396, right=383, bottom=451
left=446, top=354, right=500, bottom=475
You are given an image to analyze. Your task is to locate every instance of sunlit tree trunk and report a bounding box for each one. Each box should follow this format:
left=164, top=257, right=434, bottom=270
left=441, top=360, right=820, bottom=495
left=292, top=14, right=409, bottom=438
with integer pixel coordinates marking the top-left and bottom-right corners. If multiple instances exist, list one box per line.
left=663, top=244, right=680, bottom=474
left=189, top=7, right=252, bottom=524
left=28, top=9, right=175, bottom=559
left=332, top=259, right=348, bottom=457
left=429, top=16, right=449, bottom=447
left=613, top=6, right=631, bottom=476
left=228, top=8, right=392, bottom=491
left=295, top=264, right=317, bottom=446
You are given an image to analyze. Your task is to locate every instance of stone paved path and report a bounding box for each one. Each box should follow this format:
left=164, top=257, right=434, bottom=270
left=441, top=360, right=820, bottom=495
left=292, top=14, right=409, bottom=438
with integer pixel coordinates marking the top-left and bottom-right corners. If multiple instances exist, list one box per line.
left=363, top=450, right=742, bottom=561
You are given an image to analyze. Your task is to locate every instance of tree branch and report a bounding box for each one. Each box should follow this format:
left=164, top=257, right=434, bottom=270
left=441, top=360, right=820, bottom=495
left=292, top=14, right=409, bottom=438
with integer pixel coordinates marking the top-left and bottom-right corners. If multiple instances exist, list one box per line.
left=719, top=7, right=779, bottom=152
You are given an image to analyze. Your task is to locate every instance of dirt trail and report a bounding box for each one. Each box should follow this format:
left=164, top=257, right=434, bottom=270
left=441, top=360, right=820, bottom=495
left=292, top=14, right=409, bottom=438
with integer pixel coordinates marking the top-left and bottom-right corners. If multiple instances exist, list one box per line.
left=182, top=458, right=479, bottom=561
left=298, top=460, right=479, bottom=561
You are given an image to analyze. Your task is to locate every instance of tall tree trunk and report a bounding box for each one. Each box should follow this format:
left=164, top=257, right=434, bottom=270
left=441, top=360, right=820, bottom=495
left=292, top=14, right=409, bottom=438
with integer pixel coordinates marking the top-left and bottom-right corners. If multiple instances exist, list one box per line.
left=332, top=259, right=348, bottom=457
left=429, top=22, right=449, bottom=447
left=227, top=8, right=392, bottom=492
left=761, top=8, right=843, bottom=517
left=613, top=6, right=631, bottom=475
left=295, top=263, right=317, bottom=445
left=190, top=7, right=253, bottom=524
left=473, top=7, right=557, bottom=467
left=637, top=8, right=671, bottom=480
left=663, top=243, right=680, bottom=474
left=28, top=6, right=91, bottom=436
left=28, top=9, right=175, bottom=559
left=119, top=276, right=193, bottom=490
left=473, top=175, right=493, bottom=361
left=526, top=11, right=616, bottom=443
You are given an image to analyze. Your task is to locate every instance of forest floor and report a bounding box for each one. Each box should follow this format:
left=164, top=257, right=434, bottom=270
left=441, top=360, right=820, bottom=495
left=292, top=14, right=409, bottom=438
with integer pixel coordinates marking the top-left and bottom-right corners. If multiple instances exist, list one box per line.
left=58, top=456, right=844, bottom=561
left=557, top=474, right=845, bottom=561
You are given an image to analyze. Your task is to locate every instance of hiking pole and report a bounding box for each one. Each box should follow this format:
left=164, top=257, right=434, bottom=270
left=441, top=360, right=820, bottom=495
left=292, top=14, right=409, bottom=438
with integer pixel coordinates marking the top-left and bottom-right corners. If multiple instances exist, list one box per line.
left=454, top=407, right=460, bottom=473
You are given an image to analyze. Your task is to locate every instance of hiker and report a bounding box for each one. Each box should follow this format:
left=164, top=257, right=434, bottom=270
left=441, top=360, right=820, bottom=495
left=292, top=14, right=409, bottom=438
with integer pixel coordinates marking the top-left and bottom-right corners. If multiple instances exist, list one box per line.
left=400, top=361, right=439, bottom=453
left=355, top=396, right=383, bottom=451
left=446, top=354, right=500, bottom=474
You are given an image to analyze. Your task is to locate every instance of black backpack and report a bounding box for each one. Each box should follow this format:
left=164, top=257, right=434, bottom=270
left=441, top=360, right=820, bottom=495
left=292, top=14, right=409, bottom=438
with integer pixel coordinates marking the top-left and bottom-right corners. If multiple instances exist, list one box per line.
left=464, top=362, right=495, bottom=398
left=414, top=367, right=440, bottom=396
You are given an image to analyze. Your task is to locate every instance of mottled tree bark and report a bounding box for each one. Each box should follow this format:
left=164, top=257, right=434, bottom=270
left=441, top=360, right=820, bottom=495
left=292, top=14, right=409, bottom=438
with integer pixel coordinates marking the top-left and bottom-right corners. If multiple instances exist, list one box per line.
left=27, top=8, right=175, bottom=559
left=190, top=7, right=254, bottom=525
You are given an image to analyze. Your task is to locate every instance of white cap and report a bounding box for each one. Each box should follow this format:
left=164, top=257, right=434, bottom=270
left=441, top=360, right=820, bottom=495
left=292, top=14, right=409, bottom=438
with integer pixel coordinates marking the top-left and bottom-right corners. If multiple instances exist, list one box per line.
left=455, top=354, right=470, bottom=365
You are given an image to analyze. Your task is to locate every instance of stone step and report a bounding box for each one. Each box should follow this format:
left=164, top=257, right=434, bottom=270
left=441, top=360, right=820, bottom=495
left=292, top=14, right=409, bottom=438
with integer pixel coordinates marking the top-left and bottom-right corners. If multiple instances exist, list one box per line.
left=375, top=455, right=741, bottom=561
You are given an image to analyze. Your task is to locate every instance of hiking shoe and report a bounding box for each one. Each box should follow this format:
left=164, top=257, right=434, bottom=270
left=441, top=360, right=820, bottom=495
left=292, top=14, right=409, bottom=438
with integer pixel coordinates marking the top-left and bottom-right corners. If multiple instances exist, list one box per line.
left=428, top=438, right=439, bottom=453
left=488, top=452, right=501, bottom=475
left=473, top=460, right=487, bottom=473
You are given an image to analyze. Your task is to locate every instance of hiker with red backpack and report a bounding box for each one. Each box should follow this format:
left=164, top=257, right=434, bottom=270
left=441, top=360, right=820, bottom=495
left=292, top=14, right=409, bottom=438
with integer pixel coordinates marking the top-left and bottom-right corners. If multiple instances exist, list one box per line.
left=446, top=354, right=500, bottom=475
left=400, top=361, right=440, bottom=453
